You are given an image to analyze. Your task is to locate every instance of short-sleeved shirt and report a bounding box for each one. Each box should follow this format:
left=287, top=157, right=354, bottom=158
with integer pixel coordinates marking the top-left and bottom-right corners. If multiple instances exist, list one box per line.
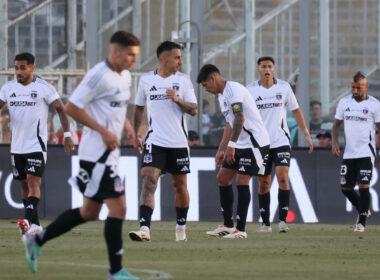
left=0, top=77, right=59, bottom=154
left=69, top=60, right=132, bottom=165
left=335, top=94, right=380, bottom=159
left=247, top=78, right=299, bottom=148
left=134, top=70, right=197, bottom=148
left=218, top=81, right=270, bottom=149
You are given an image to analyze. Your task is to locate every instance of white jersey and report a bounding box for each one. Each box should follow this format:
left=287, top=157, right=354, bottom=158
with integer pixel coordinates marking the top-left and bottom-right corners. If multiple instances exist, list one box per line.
left=335, top=94, right=380, bottom=159
left=247, top=78, right=299, bottom=149
left=218, top=81, right=270, bottom=149
left=69, top=60, right=132, bottom=165
left=135, top=70, right=197, bottom=148
left=0, top=77, right=59, bottom=154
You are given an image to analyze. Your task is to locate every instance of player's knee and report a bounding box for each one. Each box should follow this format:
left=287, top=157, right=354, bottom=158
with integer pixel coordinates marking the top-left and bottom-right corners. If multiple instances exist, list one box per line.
left=277, top=177, right=289, bottom=188
left=142, top=174, right=157, bottom=192
left=80, top=209, right=98, bottom=221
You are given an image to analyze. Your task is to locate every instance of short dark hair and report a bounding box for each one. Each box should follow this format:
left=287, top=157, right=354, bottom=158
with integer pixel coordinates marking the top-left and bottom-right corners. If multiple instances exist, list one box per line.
left=156, top=41, right=182, bottom=58
left=353, top=71, right=366, bottom=82
left=14, top=52, right=35, bottom=64
left=257, top=56, right=275, bottom=66
left=310, top=100, right=321, bottom=108
left=197, top=64, right=220, bottom=83
left=110, top=30, right=140, bottom=47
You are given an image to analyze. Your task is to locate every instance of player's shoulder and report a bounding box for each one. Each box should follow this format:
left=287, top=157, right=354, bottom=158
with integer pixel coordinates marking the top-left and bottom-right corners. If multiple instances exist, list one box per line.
left=1, top=79, right=17, bottom=90
left=175, top=71, right=191, bottom=80
left=139, top=70, right=156, bottom=82
left=34, top=77, right=57, bottom=92
left=246, top=80, right=260, bottom=89
left=367, top=95, right=380, bottom=105
left=276, top=78, right=293, bottom=90
left=225, top=81, right=246, bottom=96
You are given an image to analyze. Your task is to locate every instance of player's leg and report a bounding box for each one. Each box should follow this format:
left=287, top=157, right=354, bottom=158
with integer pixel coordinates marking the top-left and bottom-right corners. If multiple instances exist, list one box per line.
left=25, top=174, right=42, bottom=232
left=340, top=159, right=359, bottom=211
left=276, top=165, right=290, bottom=227
left=257, top=175, right=271, bottom=231
left=171, top=173, right=189, bottom=241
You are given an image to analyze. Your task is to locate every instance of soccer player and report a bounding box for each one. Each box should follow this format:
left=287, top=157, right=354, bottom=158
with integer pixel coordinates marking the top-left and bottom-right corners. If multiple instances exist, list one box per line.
left=0, top=52, right=75, bottom=235
left=197, top=64, right=270, bottom=238
left=247, top=56, right=313, bottom=232
left=332, top=72, right=380, bottom=232
left=129, top=41, right=197, bottom=242
left=21, top=31, right=140, bottom=280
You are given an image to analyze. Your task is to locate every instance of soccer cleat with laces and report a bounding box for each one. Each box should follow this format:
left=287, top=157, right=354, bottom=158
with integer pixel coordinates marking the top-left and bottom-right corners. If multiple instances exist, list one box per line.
left=175, top=225, right=187, bottom=242
left=22, top=233, right=42, bottom=273
left=223, top=229, right=247, bottom=239
left=128, top=228, right=150, bottom=242
left=18, top=219, right=29, bottom=235
left=28, top=224, right=43, bottom=234
left=278, top=221, right=289, bottom=232
left=206, top=225, right=235, bottom=237
left=354, top=223, right=365, bottom=232
left=107, top=268, right=139, bottom=280
left=256, top=224, right=273, bottom=233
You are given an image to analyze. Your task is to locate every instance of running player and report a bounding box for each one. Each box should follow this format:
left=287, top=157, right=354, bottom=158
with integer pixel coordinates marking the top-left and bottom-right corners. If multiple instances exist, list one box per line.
left=21, top=31, right=140, bottom=280
left=0, top=52, right=75, bottom=235
left=332, top=72, right=380, bottom=232
left=197, top=64, right=270, bottom=238
left=129, top=41, right=197, bottom=242
left=247, top=56, right=313, bottom=232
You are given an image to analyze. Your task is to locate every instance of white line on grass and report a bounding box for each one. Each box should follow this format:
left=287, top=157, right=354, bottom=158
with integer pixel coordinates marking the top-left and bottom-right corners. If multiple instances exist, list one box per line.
left=0, top=260, right=172, bottom=279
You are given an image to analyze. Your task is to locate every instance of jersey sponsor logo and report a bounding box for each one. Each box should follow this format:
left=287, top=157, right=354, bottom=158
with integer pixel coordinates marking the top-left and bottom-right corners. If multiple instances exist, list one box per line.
left=9, top=101, right=37, bottom=106
left=149, top=86, right=157, bottom=91
left=172, top=83, right=180, bottom=90
left=362, top=108, right=369, bottom=114
left=238, top=166, right=245, bottom=172
left=257, top=103, right=282, bottom=110
left=27, top=166, right=35, bottom=173
left=181, top=166, right=189, bottom=172
left=31, top=91, right=38, bottom=99
left=255, top=96, right=263, bottom=102
left=10, top=92, right=16, bottom=98
left=143, top=154, right=152, bottom=163
left=344, top=116, right=368, bottom=122
left=150, top=94, right=168, bottom=101
left=110, top=100, right=128, bottom=107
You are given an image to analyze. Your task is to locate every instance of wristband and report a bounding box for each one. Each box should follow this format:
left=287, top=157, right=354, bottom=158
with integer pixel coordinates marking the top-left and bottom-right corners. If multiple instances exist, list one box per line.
left=64, top=131, right=72, bottom=138
left=227, top=141, right=236, bottom=148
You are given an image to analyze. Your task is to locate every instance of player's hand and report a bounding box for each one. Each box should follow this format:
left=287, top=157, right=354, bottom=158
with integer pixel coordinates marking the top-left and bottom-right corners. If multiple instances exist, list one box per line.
left=100, top=129, right=120, bottom=151
left=63, top=137, right=76, bottom=155
left=224, top=146, right=235, bottom=165
left=305, top=134, right=314, bottom=154
left=332, top=143, right=340, bottom=157
left=133, top=137, right=143, bottom=154
left=166, top=88, right=179, bottom=103
left=215, top=150, right=225, bottom=167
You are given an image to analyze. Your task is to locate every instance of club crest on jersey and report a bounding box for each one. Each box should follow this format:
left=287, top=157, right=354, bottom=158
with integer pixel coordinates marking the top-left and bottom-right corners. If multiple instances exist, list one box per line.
left=172, top=83, right=180, bottom=90
left=224, top=101, right=228, bottom=109
left=31, top=91, right=38, bottom=99
left=143, top=154, right=152, bottom=163
left=276, top=93, right=282, bottom=100
left=362, top=108, right=368, bottom=114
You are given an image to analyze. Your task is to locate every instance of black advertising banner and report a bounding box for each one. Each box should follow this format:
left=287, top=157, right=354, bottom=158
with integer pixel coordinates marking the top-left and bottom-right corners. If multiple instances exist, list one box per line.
left=0, top=145, right=379, bottom=223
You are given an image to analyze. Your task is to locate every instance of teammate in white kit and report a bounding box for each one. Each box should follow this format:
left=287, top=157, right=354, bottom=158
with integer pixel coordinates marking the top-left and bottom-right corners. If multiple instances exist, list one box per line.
left=0, top=52, right=75, bottom=235
left=129, top=41, right=198, bottom=242
left=332, top=72, right=380, bottom=232
left=21, top=31, right=140, bottom=280
left=197, top=64, right=270, bottom=239
left=247, top=56, right=313, bottom=232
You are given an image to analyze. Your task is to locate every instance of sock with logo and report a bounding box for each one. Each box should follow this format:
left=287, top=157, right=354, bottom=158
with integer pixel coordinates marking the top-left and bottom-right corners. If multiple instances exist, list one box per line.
left=236, top=185, right=251, bottom=232
left=358, top=188, right=370, bottom=226
left=342, top=189, right=359, bottom=212
left=258, top=192, right=270, bottom=226
left=139, top=205, right=153, bottom=228
left=25, top=196, right=40, bottom=225
left=22, top=199, right=27, bottom=208
left=219, top=185, right=234, bottom=228
left=176, top=207, right=189, bottom=225
left=105, top=217, right=123, bottom=274
left=278, top=189, right=290, bottom=222
left=35, top=208, right=85, bottom=246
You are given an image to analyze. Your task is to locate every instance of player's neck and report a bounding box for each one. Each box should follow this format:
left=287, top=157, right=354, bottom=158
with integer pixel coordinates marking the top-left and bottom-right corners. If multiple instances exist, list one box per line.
left=260, top=78, right=274, bottom=89
left=20, top=76, right=34, bottom=86
left=353, top=94, right=368, bottom=102
left=157, top=67, right=174, bottom=78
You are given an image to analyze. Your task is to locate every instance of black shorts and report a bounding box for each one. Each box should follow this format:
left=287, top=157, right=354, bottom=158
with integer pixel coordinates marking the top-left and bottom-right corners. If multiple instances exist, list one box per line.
left=340, top=157, right=373, bottom=187
left=69, top=160, right=125, bottom=203
left=11, top=152, right=46, bottom=180
left=222, top=146, right=269, bottom=176
left=261, top=145, right=291, bottom=175
left=141, top=143, right=190, bottom=175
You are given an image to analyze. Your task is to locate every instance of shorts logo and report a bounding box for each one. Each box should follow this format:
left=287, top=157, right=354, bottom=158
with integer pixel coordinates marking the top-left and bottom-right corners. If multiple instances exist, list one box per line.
left=280, top=158, right=288, bottom=164
left=181, top=166, right=189, bottom=172
left=340, top=177, right=346, bottom=185
left=12, top=167, right=19, bottom=177
left=239, top=158, right=251, bottom=166
left=31, top=91, right=38, bottom=99
left=363, top=108, right=369, bottom=114
left=361, top=176, right=369, bottom=181
left=177, top=157, right=189, bottom=165
left=114, top=177, right=124, bottom=192
left=143, top=154, right=152, bottom=163
left=239, top=166, right=245, bottom=172
left=277, top=152, right=290, bottom=158
left=27, top=166, right=35, bottom=173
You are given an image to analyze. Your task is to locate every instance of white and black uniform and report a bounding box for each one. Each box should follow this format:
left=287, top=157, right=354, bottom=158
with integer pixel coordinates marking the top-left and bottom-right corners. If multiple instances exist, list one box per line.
left=335, top=94, right=380, bottom=187
left=219, top=81, right=270, bottom=176
left=135, top=70, right=197, bottom=174
left=247, top=78, right=299, bottom=174
left=68, top=60, right=131, bottom=202
left=0, top=77, right=60, bottom=179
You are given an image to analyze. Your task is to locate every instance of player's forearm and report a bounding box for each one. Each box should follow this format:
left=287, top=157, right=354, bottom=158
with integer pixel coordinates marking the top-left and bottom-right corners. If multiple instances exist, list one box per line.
left=175, top=99, right=198, bottom=116
left=332, top=120, right=341, bottom=146
left=292, top=108, right=310, bottom=137
left=56, top=108, right=71, bottom=132
left=218, top=123, right=232, bottom=152
left=0, top=100, right=5, bottom=109
left=133, top=105, right=145, bottom=134
left=230, top=113, right=244, bottom=142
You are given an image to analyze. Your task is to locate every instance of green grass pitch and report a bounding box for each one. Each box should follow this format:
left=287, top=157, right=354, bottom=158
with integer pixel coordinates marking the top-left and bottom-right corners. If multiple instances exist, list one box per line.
left=1, top=220, right=380, bottom=279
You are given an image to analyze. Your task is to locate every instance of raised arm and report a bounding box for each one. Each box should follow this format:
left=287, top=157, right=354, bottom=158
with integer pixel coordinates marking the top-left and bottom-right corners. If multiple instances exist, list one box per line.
left=292, top=108, right=313, bottom=154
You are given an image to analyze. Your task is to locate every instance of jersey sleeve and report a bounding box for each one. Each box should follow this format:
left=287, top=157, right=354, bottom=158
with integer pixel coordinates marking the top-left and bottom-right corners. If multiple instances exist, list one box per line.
left=334, top=99, right=345, bottom=120
left=285, top=84, right=299, bottom=111
left=134, top=77, right=147, bottom=106
left=45, top=84, right=60, bottom=104
left=0, top=85, right=7, bottom=102
left=218, top=94, right=230, bottom=123
left=225, top=83, right=244, bottom=107
left=69, top=69, right=100, bottom=109
left=373, top=101, right=380, bottom=123
left=182, top=76, right=197, bottom=104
